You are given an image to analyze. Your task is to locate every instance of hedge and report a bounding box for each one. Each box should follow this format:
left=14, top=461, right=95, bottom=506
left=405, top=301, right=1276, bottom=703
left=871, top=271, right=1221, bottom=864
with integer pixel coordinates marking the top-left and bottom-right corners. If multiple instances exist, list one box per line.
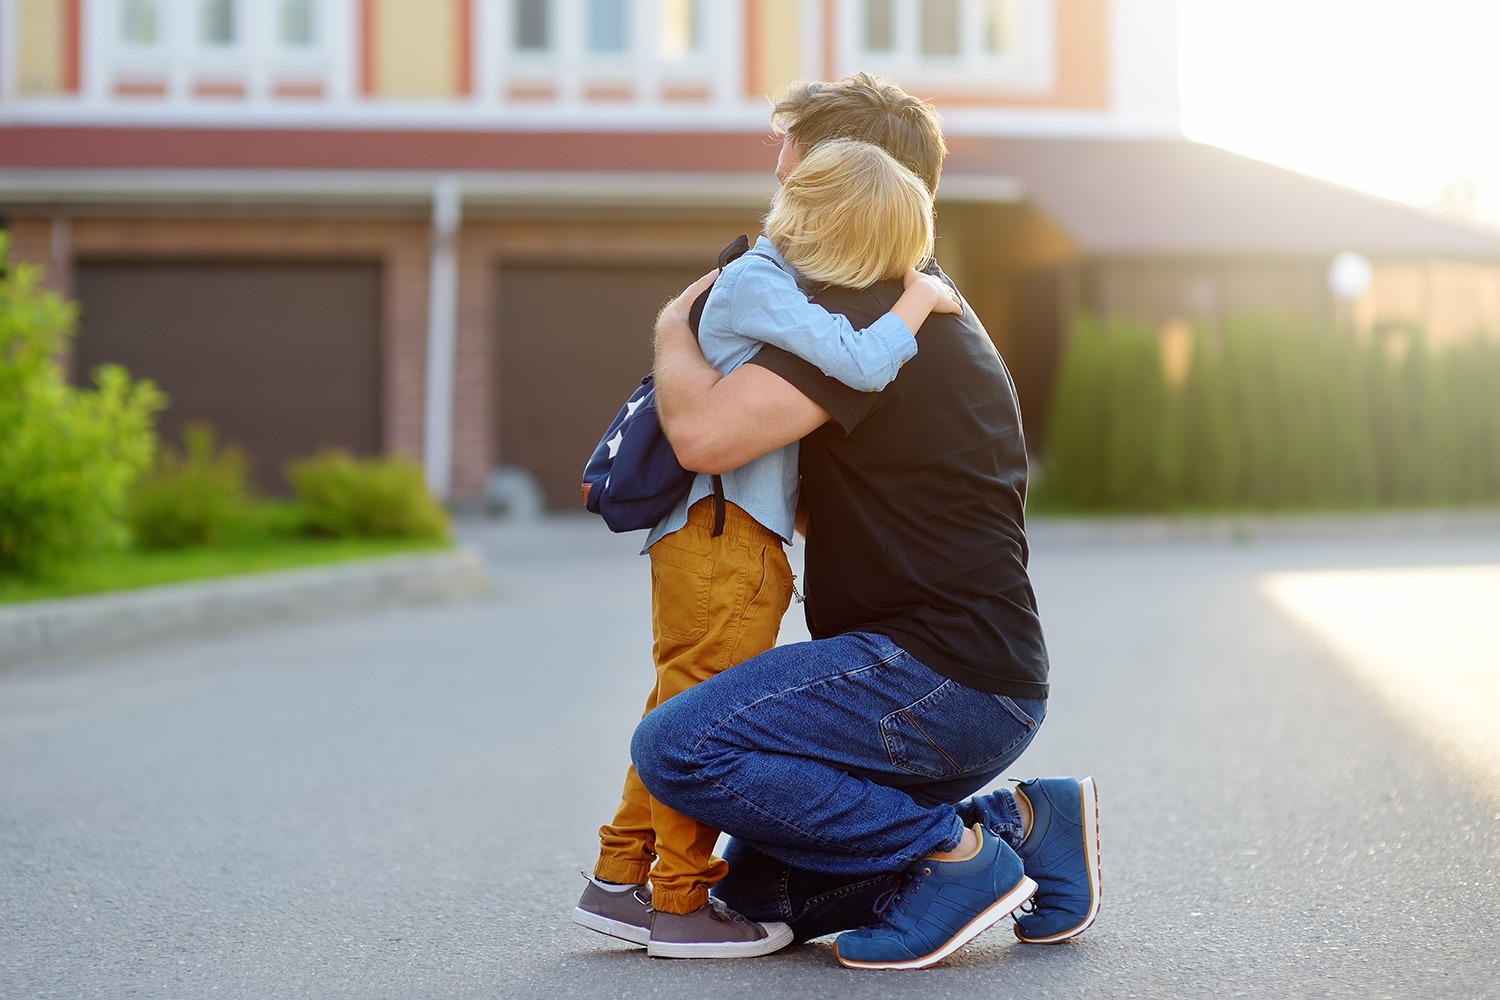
left=1039, top=315, right=1500, bottom=512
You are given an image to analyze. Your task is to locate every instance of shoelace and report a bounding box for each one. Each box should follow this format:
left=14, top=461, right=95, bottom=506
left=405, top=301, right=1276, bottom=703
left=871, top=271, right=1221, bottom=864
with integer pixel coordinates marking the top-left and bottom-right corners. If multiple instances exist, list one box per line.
left=871, top=867, right=930, bottom=930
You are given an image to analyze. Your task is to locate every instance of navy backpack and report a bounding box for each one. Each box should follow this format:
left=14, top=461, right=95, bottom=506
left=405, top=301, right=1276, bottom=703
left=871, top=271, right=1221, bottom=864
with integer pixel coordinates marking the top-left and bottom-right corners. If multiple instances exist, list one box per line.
left=580, top=235, right=753, bottom=536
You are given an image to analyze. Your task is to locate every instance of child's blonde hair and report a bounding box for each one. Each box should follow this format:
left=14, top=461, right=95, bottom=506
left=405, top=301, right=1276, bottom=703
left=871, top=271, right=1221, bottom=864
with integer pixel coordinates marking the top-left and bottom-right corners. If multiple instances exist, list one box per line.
left=763, top=138, right=934, bottom=290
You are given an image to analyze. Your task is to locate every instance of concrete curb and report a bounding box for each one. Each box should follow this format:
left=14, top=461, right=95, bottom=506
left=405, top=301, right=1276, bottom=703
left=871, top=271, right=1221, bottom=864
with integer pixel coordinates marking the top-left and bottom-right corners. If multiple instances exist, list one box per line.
left=0, top=547, right=490, bottom=670
left=1028, top=509, right=1500, bottom=544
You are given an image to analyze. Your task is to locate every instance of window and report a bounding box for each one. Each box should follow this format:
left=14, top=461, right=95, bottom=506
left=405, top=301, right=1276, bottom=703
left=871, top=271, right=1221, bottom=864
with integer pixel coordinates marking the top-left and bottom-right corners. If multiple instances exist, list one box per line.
left=864, top=0, right=894, bottom=51
left=981, top=0, right=1018, bottom=55
left=850, top=0, right=1050, bottom=89
left=515, top=0, right=549, bottom=51
left=122, top=0, right=160, bottom=46
left=660, top=0, right=702, bottom=56
left=919, top=0, right=959, bottom=56
left=201, top=0, right=236, bottom=46
left=280, top=0, right=317, bottom=48
left=588, top=0, right=628, bottom=53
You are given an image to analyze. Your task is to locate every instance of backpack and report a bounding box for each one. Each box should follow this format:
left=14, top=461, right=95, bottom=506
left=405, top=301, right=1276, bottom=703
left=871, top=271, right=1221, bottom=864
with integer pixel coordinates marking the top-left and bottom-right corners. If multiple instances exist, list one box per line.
left=580, top=235, right=755, bottom=536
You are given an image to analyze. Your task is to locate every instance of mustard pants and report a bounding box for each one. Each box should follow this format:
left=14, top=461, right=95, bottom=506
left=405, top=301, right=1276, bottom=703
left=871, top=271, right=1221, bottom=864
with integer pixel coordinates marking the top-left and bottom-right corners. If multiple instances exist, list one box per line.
left=593, top=498, right=794, bottom=914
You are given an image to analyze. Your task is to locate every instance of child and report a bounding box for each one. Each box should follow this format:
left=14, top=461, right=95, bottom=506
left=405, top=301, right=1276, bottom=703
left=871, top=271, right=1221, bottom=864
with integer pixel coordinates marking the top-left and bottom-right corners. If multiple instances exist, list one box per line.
left=574, top=139, right=962, bottom=959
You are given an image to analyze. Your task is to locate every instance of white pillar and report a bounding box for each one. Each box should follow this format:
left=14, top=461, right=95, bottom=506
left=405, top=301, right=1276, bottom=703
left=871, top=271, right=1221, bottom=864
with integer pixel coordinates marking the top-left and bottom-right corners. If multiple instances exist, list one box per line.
left=423, top=176, right=462, bottom=500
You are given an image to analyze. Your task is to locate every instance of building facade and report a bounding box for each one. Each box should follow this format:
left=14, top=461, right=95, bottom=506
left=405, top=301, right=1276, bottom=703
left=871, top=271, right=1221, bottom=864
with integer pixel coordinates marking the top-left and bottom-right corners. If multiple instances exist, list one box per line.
left=3, top=0, right=1496, bottom=507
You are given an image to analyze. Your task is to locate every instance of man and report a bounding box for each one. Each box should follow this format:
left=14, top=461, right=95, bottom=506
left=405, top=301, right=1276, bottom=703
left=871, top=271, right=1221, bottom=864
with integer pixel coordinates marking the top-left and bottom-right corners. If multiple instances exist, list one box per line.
left=637, top=74, right=1102, bottom=970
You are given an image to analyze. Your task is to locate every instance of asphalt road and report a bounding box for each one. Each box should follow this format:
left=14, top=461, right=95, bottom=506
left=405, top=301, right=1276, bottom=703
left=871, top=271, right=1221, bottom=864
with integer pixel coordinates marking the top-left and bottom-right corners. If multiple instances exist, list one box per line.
left=3, top=517, right=1498, bottom=1000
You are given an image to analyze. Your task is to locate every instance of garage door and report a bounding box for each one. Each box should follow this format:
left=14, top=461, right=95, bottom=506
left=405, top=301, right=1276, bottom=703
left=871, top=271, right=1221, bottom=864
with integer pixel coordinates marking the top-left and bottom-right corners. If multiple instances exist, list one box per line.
left=495, top=263, right=707, bottom=510
left=74, top=261, right=382, bottom=493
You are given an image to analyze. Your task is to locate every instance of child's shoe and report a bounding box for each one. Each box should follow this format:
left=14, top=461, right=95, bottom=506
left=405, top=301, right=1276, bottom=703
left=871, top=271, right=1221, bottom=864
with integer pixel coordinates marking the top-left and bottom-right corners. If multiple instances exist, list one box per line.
left=572, top=874, right=653, bottom=946
left=647, top=898, right=793, bottom=959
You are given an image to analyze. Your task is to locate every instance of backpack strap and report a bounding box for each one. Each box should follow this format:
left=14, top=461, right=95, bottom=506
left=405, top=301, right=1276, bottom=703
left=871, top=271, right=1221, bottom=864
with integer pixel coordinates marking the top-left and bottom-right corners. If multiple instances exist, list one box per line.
left=711, top=474, right=726, bottom=535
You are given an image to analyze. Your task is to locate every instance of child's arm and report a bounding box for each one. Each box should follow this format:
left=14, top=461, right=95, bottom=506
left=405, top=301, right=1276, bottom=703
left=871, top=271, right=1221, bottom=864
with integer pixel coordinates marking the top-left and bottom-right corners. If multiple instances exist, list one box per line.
left=727, top=257, right=959, bottom=392
left=894, top=270, right=964, bottom=335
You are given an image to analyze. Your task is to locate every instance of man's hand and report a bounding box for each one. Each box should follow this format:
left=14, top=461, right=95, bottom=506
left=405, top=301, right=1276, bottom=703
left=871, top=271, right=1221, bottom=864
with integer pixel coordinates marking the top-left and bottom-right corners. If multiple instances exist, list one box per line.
left=654, top=268, right=720, bottom=352
left=652, top=272, right=831, bottom=475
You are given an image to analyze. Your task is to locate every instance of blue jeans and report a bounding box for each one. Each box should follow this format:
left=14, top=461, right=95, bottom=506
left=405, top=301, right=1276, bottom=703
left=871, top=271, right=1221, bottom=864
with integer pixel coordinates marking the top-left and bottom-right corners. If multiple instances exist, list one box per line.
left=631, top=631, right=1045, bottom=939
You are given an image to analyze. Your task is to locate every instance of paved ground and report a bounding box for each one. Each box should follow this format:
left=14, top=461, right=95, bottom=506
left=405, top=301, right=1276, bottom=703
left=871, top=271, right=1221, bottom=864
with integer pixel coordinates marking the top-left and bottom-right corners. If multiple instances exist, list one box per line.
left=2, top=516, right=1498, bottom=999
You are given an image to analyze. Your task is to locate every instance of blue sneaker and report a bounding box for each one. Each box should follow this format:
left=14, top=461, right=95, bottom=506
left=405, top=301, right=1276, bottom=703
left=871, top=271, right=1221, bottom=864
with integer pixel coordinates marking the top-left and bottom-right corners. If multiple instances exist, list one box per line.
left=1011, top=776, right=1102, bottom=943
left=832, top=825, right=1037, bottom=970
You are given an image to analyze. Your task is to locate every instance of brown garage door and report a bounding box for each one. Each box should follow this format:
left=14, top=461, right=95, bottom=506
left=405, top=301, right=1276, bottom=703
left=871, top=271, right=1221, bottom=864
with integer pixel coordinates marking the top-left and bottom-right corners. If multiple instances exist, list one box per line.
left=496, top=262, right=706, bottom=509
left=74, top=261, right=382, bottom=493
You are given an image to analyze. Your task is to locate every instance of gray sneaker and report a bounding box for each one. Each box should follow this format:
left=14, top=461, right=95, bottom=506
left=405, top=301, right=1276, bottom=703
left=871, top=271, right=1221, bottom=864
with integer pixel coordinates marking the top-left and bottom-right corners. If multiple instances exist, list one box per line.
left=572, top=875, right=652, bottom=946
left=647, top=897, right=794, bottom=959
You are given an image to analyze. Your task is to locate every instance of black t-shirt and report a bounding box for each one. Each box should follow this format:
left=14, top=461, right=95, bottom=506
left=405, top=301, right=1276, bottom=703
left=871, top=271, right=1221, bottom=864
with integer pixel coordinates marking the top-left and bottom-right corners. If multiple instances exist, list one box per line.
left=749, top=271, right=1049, bottom=698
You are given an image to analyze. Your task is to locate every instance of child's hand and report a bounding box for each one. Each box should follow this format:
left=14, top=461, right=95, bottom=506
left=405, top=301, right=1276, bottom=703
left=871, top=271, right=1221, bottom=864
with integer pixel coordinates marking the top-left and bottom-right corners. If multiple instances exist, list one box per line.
left=903, top=269, right=963, bottom=315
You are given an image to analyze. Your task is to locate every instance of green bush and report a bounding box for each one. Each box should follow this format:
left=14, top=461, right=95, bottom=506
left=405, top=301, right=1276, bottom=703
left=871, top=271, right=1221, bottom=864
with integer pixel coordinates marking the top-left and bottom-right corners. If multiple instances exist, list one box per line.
left=286, top=451, right=448, bottom=540
left=1098, top=320, right=1178, bottom=510
left=1041, top=311, right=1499, bottom=513
left=1039, top=317, right=1177, bottom=510
left=129, top=424, right=254, bottom=549
left=0, top=238, right=163, bottom=578
left=1039, top=315, right=1111, bottom=509
left=1176, top=328, right=1239, bottom=506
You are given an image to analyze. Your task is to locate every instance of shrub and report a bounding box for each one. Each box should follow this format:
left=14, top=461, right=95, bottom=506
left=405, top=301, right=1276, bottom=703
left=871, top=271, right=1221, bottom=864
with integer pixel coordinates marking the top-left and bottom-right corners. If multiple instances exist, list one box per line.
left=1041, top=316, right=1177, bottom=510
left=0, top=238, right=163, bottom=578
left=1038, top=315, right=1111, bottom=509
left=1176, top=328, right=1239, bottom=507
left=1042, top=310, right=1495, bottom=513
left=286, top=451, right=448, bottom=540
left=1097, top=320, right=1178, bottom=510
left=129, top=424, right=255, bottom=549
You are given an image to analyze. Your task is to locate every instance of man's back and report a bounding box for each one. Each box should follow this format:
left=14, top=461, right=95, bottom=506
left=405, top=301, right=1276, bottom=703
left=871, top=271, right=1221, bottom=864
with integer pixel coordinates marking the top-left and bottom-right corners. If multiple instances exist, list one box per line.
left=750, top=274, right=1048, bottom=698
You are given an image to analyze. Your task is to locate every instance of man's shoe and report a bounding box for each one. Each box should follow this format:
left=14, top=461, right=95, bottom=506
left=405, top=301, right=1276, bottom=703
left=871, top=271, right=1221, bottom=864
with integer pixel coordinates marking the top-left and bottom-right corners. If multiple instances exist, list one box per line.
left=647, top=897, right=794, bottom=959
left=832, top=825, right=1037, bottom=970
left=572, top=875, right=652, bottom=946
left=1011, top=776, right=1102, bottom=944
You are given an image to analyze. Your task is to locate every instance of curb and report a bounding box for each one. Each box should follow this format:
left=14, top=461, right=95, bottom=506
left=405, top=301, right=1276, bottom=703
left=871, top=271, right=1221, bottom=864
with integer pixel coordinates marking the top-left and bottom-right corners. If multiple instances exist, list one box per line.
left=0, top=547, right=491, bottom=670
left=1028, top=509, right=1500, bottom=544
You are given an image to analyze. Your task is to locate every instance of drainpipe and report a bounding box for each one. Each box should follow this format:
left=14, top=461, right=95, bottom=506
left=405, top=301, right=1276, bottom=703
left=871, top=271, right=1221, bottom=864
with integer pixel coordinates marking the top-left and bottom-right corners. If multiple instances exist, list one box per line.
left=423, top=176, right=462, bottom=501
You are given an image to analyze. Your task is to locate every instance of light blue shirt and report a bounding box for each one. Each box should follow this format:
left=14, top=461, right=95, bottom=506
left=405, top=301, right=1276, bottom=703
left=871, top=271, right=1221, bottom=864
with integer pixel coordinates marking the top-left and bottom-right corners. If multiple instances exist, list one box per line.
left=644, top=237, right=917, bottom=552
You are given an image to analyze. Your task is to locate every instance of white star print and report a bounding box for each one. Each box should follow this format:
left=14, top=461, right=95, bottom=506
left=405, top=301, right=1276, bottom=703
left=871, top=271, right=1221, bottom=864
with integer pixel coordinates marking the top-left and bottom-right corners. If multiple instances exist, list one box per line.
left=625, top=396, right=644, bottom=418
left=606, top=429, right=625, bottom=458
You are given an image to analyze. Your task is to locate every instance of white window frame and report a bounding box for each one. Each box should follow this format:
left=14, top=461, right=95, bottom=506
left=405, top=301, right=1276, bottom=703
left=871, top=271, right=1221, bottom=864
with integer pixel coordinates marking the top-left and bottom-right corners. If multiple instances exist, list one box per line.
left=267, top=0, right=333, bottom=83
left=507, top=0, right=553, bottom=54
left=78, top=0, right=341, bottom=107
left=483, top=0, right=723, bottom=108
left=275, top=0, right=320, bottom=51
left=120, top=0, right=166, bottom=50
left=837, top=0, right=1055, bottom=93
left=196, top=0, right=241, bottom=51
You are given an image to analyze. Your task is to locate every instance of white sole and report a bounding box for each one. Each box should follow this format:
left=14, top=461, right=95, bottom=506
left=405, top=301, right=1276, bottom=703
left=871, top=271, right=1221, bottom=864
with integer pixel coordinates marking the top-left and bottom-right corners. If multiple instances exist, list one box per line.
left=646, top=920, right=794, bottom=959
left=835, top=875, right=1038, bottom=971
left=571, top=906, right=651, bottom=947
left=1016, top=775, right=1102, bottom=944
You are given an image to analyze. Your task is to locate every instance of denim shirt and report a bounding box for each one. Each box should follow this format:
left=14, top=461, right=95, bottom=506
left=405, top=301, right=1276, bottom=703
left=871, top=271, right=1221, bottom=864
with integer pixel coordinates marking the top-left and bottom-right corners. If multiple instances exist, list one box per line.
left=643, top=237, right=917, bottom=552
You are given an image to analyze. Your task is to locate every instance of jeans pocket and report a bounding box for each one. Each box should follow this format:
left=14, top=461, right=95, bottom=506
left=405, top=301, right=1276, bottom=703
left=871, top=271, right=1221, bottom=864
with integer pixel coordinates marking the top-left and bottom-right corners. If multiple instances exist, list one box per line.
left=881, top=681, right=1040, bottom=780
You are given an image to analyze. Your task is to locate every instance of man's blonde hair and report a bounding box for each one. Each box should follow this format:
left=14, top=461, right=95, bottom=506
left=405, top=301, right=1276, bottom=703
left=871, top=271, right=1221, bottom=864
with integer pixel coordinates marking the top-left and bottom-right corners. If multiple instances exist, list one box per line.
left=764, top=138, right=934, bottom=290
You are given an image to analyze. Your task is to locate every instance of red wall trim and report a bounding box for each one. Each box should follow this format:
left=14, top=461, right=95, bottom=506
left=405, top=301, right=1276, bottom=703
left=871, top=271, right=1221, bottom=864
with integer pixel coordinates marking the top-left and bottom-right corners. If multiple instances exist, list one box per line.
left=63, top=0, right=82, bottom=93
left=0, top=126, right=780, bottom=173
left=359, top=0, right=377, bottom=96
left=456, top=0, right=473, bottom=97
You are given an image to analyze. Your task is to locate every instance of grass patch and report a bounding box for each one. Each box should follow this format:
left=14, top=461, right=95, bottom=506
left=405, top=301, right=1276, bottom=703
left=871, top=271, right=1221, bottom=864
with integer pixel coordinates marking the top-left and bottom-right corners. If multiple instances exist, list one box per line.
left=0, top=536, right=453, bottom=605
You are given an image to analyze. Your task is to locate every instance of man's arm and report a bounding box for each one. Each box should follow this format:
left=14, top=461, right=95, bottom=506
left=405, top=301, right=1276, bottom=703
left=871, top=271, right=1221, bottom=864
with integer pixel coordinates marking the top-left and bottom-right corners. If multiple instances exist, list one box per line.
left=653, top=270, right=831, bottom=476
